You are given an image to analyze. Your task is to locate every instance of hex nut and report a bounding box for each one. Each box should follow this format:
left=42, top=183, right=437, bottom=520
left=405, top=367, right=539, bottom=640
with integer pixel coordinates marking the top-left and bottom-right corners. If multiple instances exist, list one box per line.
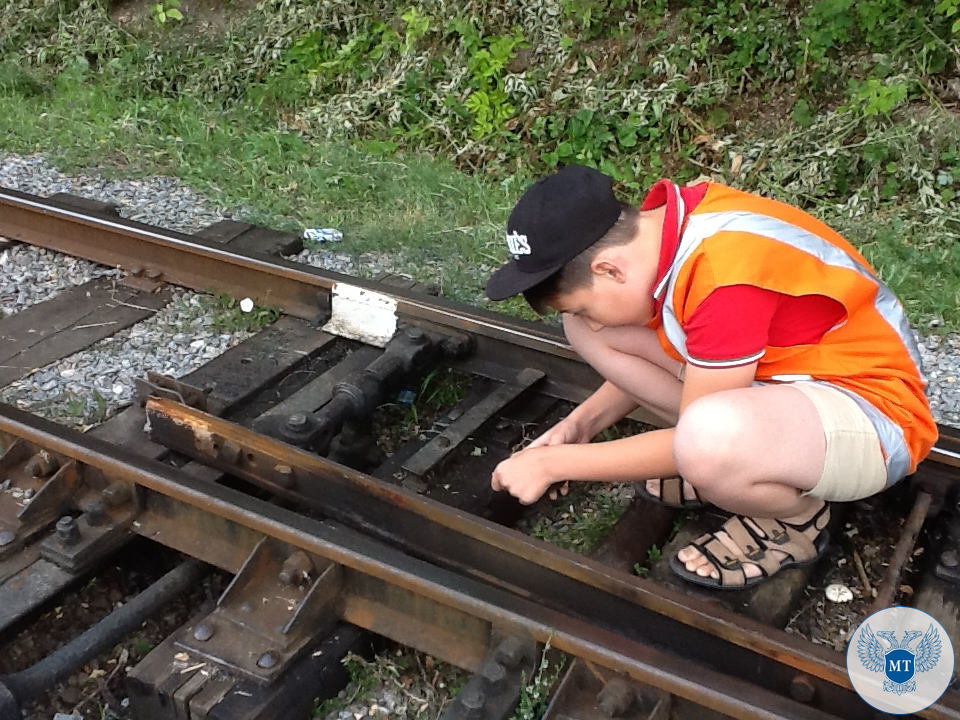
left=257, top=651, right=279, bottom=669
left=193, top=623, right=215, bottom=642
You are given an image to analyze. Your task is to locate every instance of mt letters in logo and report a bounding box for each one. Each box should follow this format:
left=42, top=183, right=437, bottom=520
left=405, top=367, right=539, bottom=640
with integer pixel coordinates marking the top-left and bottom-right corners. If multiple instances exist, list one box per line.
left=847, top=606, right=955, bottom=714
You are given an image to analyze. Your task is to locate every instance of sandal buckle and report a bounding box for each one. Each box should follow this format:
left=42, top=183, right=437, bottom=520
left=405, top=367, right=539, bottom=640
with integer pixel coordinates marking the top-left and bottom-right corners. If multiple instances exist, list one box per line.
left=744, top=544, right=765, bottom=561
left=769, top=529, right=790, bottom=545
left=720, top=556, right=742, bottom=570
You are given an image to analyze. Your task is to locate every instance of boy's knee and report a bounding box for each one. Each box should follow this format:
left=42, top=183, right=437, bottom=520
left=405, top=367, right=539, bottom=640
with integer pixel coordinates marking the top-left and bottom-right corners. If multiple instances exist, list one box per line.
left=673, top=395, right=749, bottom=488
left=562, top=314, right=596, bottom=349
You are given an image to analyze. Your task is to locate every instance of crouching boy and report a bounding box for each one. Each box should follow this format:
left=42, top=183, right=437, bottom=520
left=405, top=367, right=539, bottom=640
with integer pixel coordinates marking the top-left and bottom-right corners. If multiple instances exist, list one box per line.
left=486, top=164, right=937, bottom=589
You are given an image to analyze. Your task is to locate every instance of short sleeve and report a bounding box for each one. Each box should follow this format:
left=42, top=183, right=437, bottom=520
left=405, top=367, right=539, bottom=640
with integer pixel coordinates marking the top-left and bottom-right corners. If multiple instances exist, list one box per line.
left=682, top=285, right=781, bottom=368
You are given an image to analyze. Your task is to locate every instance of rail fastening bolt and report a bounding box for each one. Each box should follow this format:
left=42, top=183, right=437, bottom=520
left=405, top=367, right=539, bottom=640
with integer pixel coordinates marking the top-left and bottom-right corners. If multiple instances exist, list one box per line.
left=286, top=413, right=309, bottom=431
left=493, top=636, right=525, bottom=669
left=0, top=531, right=15, bottom=547
left=597, top=678, right=635, bottom=717
left=459, top=678, right=486, bottom=719
left=25, top=452, right=57, bottom=478
left=273, top=464, right=296, bottom=489
left=82, top=499, right=106, bottom=527
left=789, top=674, right=816, bottom=703
left=480, top=660, right=506, bottom=691
left=102, top=482, right=132, bottom=508
left=257, top=651, right=279, bottom=669
left=941, top=550, right=959, bottom=568
left=405, top=326, right=425, bottom=342
left=193, top=623, right=215, bottom=642
left=56, top=516, right=80, bottom=546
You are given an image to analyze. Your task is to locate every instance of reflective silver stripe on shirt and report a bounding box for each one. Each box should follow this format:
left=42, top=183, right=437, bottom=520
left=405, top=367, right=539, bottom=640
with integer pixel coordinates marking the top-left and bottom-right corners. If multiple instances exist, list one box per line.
left=659, top=210, right=924, bottom=375
left=659, top=209, right=924, bottom=483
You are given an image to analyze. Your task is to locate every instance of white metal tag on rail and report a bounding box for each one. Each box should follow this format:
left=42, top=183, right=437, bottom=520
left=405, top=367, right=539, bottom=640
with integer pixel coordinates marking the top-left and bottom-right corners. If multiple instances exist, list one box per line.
left=322, top=282, right=398, bottom=347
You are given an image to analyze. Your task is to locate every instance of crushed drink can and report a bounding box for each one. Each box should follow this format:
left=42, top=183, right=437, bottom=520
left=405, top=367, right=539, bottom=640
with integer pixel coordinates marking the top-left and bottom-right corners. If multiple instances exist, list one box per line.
left=303, top=227, right=343, bottom=243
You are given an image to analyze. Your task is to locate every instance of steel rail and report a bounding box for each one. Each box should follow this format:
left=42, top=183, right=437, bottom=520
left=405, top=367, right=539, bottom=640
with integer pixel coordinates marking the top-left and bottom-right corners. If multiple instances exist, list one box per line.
left=0, top=188, right=572, bottom=357
left=0, top=404, right=854, bottom=720
left=2, top=187, right=958, bottom=467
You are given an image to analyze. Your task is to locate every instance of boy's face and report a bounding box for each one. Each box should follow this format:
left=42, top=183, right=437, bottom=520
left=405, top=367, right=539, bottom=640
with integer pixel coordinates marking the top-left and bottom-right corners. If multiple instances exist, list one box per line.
left=550, top=273, right=655, bottom=331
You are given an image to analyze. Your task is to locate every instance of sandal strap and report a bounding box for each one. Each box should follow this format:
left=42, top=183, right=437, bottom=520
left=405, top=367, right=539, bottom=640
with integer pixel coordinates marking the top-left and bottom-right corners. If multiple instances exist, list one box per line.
left=693, top=532, right=749, bottom=587
left=749, top=517, right=817, bottom=563
left=720, top=516, right=782, bottom=576
left=657, top=476, right=698, bottom=506
left=661, top=477, right=683, bottom=506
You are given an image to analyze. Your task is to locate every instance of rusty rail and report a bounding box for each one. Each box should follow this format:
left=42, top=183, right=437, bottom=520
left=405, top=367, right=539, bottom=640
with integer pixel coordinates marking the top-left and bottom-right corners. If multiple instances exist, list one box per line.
left=2, top=403, right=959, bottom=719
left=0, top=188, right=569, bottom=354
left=0, top=403, right=852, bottom=720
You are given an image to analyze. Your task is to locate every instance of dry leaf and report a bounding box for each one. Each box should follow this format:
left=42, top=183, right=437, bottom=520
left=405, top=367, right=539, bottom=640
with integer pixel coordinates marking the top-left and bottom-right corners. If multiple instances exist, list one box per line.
left=731, top=153, right=744, bottom=177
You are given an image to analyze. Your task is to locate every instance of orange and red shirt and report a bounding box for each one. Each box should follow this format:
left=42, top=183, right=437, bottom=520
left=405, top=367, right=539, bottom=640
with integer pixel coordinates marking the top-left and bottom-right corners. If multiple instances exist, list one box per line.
left=642, top=180, right=937, bottom=481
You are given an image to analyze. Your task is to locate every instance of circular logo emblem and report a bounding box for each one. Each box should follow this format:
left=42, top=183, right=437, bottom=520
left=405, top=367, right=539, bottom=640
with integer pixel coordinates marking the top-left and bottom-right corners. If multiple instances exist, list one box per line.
left=847, top=606, right=955, bottom=714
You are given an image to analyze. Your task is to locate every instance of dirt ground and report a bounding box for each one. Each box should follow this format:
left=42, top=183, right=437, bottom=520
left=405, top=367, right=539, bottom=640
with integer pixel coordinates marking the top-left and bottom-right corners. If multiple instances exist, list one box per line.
left=110, top=0, right=261, bottom=36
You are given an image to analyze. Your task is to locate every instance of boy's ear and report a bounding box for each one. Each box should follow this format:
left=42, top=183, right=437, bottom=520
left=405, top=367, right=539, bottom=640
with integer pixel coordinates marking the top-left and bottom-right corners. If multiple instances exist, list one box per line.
left=590, top=256, right=626, bottom=282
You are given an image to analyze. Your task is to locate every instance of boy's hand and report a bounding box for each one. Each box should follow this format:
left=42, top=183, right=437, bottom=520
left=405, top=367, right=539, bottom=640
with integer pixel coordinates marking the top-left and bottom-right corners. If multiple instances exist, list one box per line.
left=491, top=447, right=560, bottom=505
left=524, top=417, right=588, bottom=449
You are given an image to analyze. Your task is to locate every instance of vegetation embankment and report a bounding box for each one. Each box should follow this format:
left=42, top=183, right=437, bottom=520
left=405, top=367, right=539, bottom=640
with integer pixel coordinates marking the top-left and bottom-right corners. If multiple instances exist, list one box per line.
left=0, top=0, right=959, bottom=327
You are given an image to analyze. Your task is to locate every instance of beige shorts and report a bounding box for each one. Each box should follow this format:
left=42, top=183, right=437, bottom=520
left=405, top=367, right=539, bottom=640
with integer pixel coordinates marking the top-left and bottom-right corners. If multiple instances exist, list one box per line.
left=793, top=382, right=887, bottom=502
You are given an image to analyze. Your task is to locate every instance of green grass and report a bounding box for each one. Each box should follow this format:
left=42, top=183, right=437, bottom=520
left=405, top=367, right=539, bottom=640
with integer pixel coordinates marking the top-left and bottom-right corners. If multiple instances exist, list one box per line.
left=0, top=69, right=521, bottom=310
left=0, top=0, right=958, bottom=330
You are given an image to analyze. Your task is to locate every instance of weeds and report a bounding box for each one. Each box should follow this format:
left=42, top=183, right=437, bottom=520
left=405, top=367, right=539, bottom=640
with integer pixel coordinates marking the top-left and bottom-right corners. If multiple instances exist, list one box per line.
left=150, top=0, right=184, bottom=27
left=313, top=649, right=464, bottom=719
left=206, top=293, right=280, bottom=333
left=526, top=482, right=630, bottom=555
left=511, top=640, right=566, bottom=720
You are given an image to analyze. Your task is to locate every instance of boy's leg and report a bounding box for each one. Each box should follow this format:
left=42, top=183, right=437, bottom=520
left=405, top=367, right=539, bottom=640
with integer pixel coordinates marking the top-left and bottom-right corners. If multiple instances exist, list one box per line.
left=562, top=315, right=683, bottom=424
left=562, top=315, right=695, bottom=502
left=672, top=382, right=886, bottom=583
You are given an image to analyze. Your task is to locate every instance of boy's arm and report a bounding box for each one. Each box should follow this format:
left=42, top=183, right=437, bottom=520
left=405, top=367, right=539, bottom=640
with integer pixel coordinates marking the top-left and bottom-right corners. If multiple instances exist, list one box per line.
left=491, top=362, right=757, bottom=504
left=525, top=380, right=639, bottom=449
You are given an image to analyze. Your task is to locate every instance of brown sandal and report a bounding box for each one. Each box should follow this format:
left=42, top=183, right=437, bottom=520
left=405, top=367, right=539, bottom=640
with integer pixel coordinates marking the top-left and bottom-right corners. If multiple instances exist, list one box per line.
left=637, top=476, right=706, bottom=509
left=669, top=502, right=831, bottom=590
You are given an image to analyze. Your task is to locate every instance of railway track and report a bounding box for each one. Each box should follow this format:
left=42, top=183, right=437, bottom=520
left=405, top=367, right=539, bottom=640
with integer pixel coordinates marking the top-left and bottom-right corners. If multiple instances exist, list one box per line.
left=0, top=187, right=958, bottom=720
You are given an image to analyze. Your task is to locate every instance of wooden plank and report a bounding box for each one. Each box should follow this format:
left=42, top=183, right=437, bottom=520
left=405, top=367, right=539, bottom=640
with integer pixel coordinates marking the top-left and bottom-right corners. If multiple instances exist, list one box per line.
left=196, top=219, right=253, bottom=245
left=45, top=192, right=120, bottom=217
left=0, top=279, right=171, bottom=387
left=184, top=316, right=336, bottom=416
left=196, top=220, right=301, bottom=257
left=0, top=557, right=76, bottom=631
left=228, top=226, right=303, bottom=257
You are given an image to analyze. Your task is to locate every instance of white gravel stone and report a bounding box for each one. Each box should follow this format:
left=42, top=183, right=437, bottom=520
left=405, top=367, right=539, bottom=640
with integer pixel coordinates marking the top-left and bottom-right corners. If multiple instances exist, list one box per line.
left=825, top=583, right=854, bottom=603
left=0, top=244, right=120, bottom=316
left=287, top=247, right=392, bottom=278
left=0, top=290, right=250, bottom=427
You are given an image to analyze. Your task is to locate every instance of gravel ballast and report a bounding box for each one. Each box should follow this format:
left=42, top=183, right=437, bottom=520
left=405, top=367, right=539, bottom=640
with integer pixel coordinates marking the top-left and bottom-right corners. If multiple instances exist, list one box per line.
left=2, top=151, right=957, bottom=429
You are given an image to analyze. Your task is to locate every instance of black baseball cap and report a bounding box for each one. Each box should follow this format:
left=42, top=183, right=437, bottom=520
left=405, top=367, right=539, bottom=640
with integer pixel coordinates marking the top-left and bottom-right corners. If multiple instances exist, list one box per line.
left=485, top=164, right=621, bottom=301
